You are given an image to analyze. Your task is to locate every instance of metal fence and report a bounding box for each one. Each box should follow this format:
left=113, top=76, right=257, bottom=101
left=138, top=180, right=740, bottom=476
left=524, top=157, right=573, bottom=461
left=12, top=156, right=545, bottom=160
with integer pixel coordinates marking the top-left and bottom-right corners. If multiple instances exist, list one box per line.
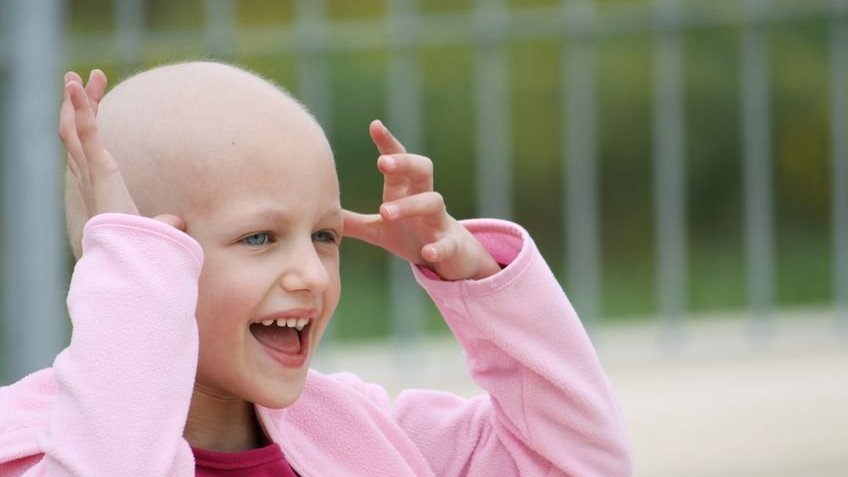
left=2, top=0, right=847, bottom=383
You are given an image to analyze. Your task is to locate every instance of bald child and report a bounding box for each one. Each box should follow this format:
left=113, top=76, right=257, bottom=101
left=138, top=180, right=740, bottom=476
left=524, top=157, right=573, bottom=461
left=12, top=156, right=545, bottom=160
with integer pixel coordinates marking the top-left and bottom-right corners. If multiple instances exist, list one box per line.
left=0, top=62, right=632, bottom=476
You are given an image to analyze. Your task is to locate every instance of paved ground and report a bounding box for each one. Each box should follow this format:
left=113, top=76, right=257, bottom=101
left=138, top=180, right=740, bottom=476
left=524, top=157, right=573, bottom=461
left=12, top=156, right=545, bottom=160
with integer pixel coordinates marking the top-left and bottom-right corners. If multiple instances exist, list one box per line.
left=316, top=310, right=848, bottom=477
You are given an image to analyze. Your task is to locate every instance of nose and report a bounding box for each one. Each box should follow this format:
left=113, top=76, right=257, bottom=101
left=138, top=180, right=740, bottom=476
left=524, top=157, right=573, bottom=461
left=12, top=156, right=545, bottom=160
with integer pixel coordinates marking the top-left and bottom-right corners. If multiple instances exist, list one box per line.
left=280, top=240, right=330, bottom=293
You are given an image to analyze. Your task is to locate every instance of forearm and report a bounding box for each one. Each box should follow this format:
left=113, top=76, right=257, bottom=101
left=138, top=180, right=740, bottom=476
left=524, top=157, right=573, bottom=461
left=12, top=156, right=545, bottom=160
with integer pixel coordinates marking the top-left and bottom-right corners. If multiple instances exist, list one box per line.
left=43, top=214, right=202, bottom=476
left=414, top=219, right=633, bottom=477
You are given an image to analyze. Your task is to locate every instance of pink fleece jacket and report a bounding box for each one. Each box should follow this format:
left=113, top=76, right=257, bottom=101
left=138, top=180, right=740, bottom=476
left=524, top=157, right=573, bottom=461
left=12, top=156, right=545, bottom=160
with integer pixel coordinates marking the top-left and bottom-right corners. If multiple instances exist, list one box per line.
left=0, top=214, right=632, bottom=476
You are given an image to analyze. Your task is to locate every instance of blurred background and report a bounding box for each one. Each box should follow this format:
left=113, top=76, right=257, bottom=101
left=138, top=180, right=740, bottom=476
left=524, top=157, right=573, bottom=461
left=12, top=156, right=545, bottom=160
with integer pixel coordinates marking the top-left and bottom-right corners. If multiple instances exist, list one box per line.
left=1, top=0, right=847, bottom=475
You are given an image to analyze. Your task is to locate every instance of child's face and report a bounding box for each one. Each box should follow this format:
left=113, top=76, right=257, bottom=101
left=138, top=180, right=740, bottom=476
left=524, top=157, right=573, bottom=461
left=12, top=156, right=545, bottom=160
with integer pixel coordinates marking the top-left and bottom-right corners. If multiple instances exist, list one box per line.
left=179, top=109, right=342, bottom=409
left=68, top=62, right=342, bottom=410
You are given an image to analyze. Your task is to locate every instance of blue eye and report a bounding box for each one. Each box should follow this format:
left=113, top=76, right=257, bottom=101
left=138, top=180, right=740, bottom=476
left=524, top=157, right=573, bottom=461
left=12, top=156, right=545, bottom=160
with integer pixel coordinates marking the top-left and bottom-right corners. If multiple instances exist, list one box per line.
left=312, top=230, right=337, bottom=244
left=241, top=232, right=271, bottom=246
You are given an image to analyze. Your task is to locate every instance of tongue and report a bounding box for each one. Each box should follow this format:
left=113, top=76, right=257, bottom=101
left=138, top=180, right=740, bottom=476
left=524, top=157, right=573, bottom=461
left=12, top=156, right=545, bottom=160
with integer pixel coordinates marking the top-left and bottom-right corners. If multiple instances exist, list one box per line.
left=251, top=324, right=301, bottom=354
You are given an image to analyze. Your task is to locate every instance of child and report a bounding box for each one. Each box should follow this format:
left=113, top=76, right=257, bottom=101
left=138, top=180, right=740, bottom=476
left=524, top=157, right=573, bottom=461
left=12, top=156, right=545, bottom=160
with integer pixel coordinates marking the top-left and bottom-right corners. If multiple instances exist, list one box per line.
left=0, top=61, right=632, bottom=476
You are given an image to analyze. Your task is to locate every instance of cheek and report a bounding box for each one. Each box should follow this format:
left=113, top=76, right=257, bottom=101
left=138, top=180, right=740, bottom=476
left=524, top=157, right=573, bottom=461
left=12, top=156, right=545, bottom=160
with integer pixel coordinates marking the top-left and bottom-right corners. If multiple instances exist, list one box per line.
left=323, top=255, right=342, bottom=304
left=195, top=256, right=266, bottom=329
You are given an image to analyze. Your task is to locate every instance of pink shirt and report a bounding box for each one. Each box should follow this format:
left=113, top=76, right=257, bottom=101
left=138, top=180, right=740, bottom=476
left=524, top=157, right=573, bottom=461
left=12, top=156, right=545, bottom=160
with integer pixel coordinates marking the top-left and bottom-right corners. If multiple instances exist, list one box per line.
left=0, top=214, right=633, bottom=476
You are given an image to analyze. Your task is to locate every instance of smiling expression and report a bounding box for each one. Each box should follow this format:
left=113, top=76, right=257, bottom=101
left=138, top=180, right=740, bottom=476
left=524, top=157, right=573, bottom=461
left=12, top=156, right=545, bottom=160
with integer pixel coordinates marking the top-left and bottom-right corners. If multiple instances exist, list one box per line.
left=83, top=62, right=342, bottom=409
left=187, top=142, right=342, bottom=408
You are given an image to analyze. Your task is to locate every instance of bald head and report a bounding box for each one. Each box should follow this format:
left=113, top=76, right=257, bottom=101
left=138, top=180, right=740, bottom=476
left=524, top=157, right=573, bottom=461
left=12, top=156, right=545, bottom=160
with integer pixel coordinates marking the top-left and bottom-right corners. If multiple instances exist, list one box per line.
left=65, top=61, right=331, bottom=258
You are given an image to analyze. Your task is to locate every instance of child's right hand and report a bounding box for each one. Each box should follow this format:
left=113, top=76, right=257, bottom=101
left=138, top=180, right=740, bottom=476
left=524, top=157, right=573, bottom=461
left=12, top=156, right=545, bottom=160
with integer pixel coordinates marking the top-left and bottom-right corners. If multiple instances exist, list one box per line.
left=59, top=71, right=183, bottom=230
left=59, top=70, right=139, bottom=219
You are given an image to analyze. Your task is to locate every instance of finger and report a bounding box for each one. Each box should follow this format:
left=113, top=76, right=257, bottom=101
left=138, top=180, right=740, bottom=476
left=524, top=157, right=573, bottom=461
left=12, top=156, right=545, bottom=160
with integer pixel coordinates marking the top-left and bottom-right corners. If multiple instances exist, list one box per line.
left=342, top=209, right=382, bottom=244
left=378, top=153, right=434, bottom=192
left=59, top=86, right=86, bottom=176
left=153, top=214, right=186, bottom=231
left=85, top=69, right=108, bottom=114
left=421, top=235, right=458, bottom=263
left=381, top=191, right=446, bottom=226
left=65, top=71, right=83, bottom=86
left=68, top=81, right=114, bottom=176
left=369, top=119, right=406, bottom=156
left=65, top=153, right=80, bottom=177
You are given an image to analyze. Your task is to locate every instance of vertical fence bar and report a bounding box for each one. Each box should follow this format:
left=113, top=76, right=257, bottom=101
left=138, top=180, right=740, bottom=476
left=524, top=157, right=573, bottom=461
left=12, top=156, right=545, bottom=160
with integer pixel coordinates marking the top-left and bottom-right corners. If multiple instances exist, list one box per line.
left=204, top=0, right=236, bottom=59
left=294, top=0, right=335, bottom=361
left=115, top=0, right=145, bottom=75
left=0, top=25, right=5, bottom=69
left=294, top=0, right=332, bottom=135
left=387, top=0, right=426, bottom=370
left=741, top=0, right=774, bottom=341
left=563, top=0, right=601, bottom=332
left=831, top=0, right=848, bottom=332
left=473, top=0, right=512, bottom=220
left=1, top=0, right=66, bottom=383
left=652, top=0, right=687, bottom=347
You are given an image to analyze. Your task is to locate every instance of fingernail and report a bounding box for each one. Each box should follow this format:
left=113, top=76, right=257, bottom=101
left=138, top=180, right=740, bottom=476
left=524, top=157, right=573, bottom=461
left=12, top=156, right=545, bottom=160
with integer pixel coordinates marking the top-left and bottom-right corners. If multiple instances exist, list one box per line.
left=381, top=204, right=396, bottom=219
left=381, top=155, right=395, bottom=169
left=64, top=73, right=70, bottom=85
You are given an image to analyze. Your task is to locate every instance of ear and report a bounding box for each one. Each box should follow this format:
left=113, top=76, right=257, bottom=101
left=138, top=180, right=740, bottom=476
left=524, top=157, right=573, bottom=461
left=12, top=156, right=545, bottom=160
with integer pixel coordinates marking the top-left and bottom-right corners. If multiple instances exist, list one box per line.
left=152, top=214, right=186, bottom=232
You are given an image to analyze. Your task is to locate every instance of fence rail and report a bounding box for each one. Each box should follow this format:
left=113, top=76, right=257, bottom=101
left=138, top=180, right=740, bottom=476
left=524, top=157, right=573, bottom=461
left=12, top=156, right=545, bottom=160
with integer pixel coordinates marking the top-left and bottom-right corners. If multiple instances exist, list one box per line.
left=2, top=1, right=846, bottom=62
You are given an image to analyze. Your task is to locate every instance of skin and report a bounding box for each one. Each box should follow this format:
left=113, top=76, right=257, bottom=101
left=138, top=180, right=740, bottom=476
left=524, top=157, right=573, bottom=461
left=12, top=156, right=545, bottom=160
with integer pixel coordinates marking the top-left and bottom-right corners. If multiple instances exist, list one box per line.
left=59, top=62, right=500, bottom=453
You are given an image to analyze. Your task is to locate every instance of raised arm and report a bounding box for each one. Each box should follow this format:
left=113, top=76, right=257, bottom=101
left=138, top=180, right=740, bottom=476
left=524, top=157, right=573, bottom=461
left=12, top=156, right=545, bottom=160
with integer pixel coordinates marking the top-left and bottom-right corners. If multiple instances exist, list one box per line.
left=400, top=219, right=633, bottom=476
left=0, top=72, right=200, bottom=476
left=342, top=122, right=633, bottom=476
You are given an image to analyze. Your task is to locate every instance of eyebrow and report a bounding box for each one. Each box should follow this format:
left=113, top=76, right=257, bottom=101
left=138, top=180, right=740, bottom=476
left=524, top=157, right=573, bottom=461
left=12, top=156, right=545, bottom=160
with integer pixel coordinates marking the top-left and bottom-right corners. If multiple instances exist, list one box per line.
left=252, top=208, right=291, bottom=224
left=247, top=206, right=342, bottom=226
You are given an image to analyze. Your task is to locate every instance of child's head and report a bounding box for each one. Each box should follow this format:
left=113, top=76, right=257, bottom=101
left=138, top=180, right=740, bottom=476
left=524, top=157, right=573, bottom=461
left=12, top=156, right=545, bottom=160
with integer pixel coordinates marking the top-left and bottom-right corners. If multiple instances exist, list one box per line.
left=65, top=61, right=343, bottom=408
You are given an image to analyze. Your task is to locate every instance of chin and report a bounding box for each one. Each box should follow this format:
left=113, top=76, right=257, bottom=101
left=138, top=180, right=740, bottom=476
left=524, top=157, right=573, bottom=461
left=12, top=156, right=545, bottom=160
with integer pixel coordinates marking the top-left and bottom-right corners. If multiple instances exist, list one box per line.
left=252, top=377, right=307, bottom=409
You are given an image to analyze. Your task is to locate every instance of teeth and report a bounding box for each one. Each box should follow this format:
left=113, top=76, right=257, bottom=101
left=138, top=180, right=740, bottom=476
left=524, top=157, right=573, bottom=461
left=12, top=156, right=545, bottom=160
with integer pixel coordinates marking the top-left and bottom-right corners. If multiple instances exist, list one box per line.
left=263, top=317, right=310, bottom=330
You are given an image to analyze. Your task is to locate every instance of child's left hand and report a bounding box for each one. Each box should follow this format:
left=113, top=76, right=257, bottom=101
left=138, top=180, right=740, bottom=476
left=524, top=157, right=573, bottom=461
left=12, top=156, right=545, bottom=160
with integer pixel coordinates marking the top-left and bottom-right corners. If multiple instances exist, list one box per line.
left=343, top=120, right=502, bottom=281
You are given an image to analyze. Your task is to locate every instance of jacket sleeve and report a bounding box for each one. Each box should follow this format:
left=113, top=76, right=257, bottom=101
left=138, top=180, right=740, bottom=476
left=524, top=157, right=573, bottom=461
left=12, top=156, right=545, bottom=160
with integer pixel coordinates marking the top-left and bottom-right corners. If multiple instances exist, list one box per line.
left=391, top=219, right=633, bottom=477
left=2, top=214, right=203, bottom=476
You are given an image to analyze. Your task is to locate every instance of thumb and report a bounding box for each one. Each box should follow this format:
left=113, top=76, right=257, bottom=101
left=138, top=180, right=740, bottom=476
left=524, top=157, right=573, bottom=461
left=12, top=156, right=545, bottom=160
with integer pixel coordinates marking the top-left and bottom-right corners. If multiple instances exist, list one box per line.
left=342, top=209, right=381, bottom=245
left=153, top=214, right=186, bottom=232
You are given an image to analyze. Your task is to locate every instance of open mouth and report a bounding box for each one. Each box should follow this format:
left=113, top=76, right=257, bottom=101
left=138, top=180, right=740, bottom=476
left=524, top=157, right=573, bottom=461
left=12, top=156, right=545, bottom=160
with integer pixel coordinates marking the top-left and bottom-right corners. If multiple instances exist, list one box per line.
left=249, top=318, right=312, bottom=367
